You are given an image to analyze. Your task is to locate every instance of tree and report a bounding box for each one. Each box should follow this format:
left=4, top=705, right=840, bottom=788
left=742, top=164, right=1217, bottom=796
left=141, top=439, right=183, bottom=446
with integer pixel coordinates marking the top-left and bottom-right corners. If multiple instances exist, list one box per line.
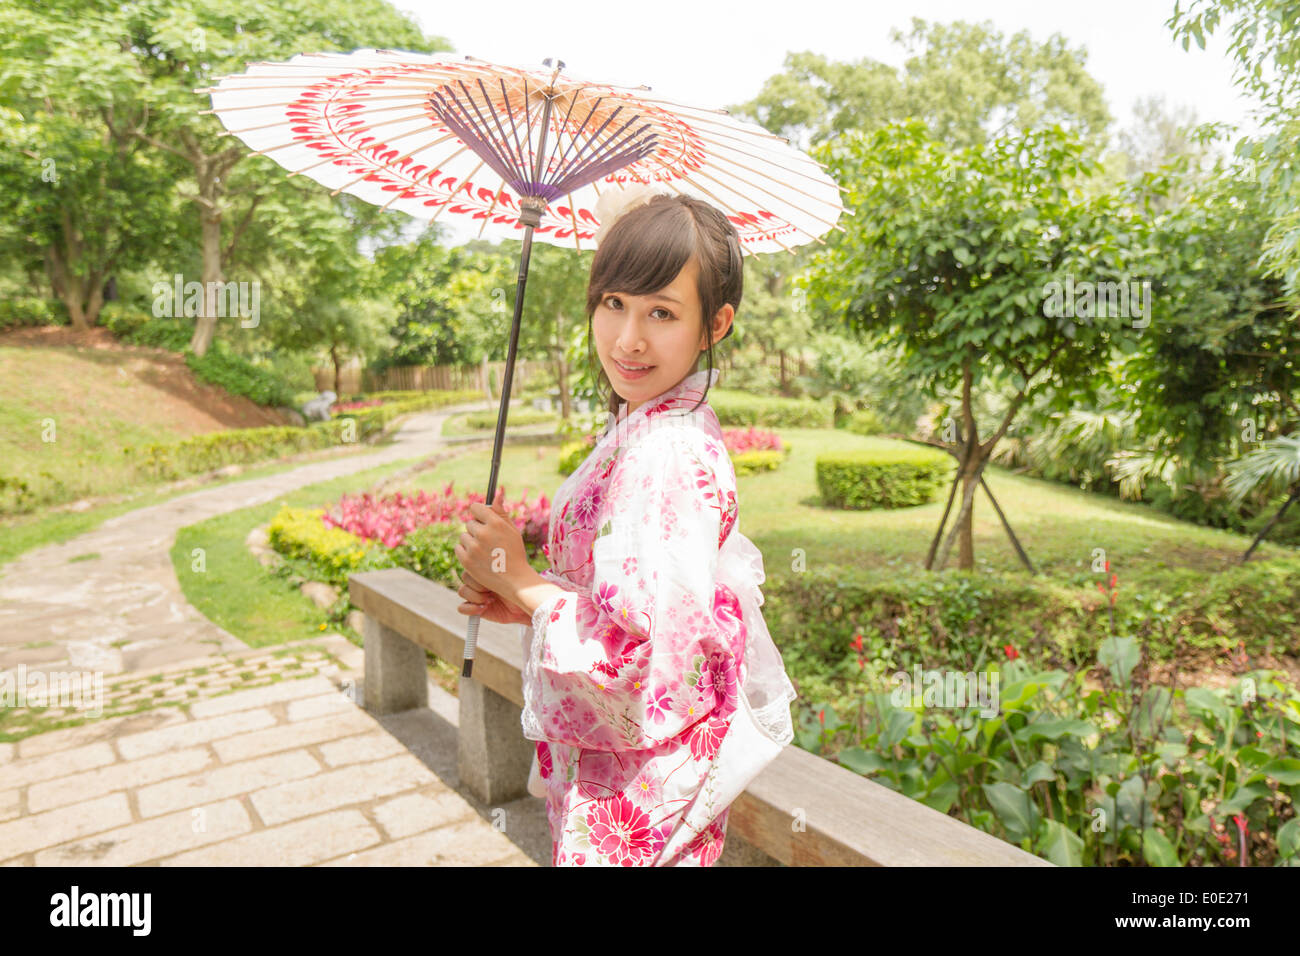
left=1168, top=0, right=1300, bottom=300
left=0, top=1, right=178, bottom=328
left=729, top=18, right=1112, bottom=153
left=115, top=0, right=446, bottom=356
left=515, top=242, right=591, bottom=419
left=805, top=119, right=1150, bottom=570
left=1121, top=158, right=1298, bottom=468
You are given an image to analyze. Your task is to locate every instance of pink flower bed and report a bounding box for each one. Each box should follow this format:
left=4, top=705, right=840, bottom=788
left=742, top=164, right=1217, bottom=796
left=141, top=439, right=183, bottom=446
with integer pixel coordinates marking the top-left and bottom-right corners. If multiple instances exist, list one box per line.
left=321, top=481, right=551, bottom=549
left=721, top=427, right=784, bottom=454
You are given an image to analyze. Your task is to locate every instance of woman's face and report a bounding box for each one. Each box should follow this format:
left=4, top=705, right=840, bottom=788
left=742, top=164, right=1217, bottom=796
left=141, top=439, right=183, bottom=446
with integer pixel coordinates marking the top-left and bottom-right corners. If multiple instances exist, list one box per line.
left=593, top=256, right=733, bottom=414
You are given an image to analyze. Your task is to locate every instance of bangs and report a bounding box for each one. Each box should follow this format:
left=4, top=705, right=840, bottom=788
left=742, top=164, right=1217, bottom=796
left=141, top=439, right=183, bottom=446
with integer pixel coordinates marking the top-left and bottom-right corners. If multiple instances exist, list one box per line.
left=586, top=199, right=700, bottom=309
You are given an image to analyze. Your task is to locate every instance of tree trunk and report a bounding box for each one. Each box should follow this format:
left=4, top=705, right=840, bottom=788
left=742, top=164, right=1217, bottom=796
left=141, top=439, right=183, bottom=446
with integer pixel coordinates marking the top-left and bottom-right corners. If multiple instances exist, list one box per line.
left=189, top=181, right=223, bottom=356
left=330, top=344, right=342, bottom=396
left=555, top=310, right=571, bottom=419
left=934, top=359, right=981, bottom=571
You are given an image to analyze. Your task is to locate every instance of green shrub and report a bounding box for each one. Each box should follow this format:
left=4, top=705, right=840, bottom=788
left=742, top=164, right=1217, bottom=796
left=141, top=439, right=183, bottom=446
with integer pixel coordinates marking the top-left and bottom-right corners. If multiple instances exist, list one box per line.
left=841, top=408, right=886, bottom=436
left=708, top=388, right=834, bottom=429
left=185, top=343, right=296, bottom=407
left=388, top=523, right=461, bottom=585
left=816, top=447, right=954, bottom=509
left=266, top=505, right=392, bottom=587
left=132, top=419, right=376, bottom=481
left=462, top=407, right=557, bottom=429
left=732, top=449, right=785, bottom=476
left=558, top=438, right=595, bottom=476
left=0, top=296, right=68, bottom=330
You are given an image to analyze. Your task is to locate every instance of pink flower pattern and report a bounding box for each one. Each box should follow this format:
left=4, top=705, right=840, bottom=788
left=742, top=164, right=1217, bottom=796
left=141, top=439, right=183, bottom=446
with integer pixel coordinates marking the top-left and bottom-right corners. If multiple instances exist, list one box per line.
left=521, top=369, right=746, bottom=866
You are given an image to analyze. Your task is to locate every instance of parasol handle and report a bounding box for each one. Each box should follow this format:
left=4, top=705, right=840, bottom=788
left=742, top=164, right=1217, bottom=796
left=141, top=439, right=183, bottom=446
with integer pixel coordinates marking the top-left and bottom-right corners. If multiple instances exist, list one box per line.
left=462, top=86, right=556, bottom=681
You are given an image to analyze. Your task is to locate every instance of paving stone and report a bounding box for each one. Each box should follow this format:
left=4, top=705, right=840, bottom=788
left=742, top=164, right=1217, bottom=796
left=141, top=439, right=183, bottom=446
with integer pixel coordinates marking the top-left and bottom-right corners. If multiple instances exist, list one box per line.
left=0, top=789, right=20, bottom=824
left=0, top=793, right=132, bottom=860
left=27, top=747, right=216, bottom=813
left=285, top=691, right=361, bottom=723
left=250, top=753, right=435, bottom=826
left=137, top=750, right=321, bottom=818
left=212, top=709, right=376, bottom=763
left=372, top=790, right=476, bottom=840
left=318, top=819, right=523, bottom=867
left=33, top=799, right=253, bottom=866
left=187, top=674, right=337, bottom=719
left=158, top=809, right=382, bottom=866
left=317, top=730, right=409, bottom=768
left=115, top=709, right=278, bottom=760
left=2, top=742, right=119, bottom=790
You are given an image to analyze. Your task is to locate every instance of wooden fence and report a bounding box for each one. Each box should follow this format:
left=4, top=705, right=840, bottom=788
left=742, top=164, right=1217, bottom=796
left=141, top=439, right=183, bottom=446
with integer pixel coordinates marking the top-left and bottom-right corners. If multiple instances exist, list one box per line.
left=312, top=359, right=550, bottom=397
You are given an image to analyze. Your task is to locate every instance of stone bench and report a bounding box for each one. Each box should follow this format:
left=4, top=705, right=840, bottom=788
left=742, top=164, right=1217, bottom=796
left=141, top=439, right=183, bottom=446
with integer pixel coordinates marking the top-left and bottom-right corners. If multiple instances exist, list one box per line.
left=348, top=568, right=1053, bottom=867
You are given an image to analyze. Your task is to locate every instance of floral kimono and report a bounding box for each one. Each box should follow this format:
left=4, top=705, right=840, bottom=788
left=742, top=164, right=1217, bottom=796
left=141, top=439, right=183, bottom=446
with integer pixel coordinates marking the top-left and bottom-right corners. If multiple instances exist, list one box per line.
left=519, top=367, right=797, bottom=866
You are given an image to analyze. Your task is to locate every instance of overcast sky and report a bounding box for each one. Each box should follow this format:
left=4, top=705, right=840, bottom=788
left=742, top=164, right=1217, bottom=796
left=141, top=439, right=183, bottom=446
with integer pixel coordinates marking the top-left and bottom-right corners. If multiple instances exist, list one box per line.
left=387, top=0, right=1264, bottom=246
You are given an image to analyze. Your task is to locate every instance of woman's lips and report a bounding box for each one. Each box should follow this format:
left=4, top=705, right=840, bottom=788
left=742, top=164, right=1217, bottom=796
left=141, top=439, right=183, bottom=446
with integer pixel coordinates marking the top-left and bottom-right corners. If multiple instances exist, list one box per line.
left=614, top=359, right=655, bottom=380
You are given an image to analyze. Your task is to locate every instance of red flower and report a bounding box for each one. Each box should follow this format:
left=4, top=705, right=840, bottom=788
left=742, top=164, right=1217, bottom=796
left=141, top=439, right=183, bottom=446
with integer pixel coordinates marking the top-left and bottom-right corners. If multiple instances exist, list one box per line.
left=1096, top=581, right=1106, bottom=595
left=1104, top=560, right=1110, bottom=572
left=850, top=632, right=864, bottom=653
left=818, top=709, right=825, bottom=725
left=1004, top=644, right=1019, bottom=660
left=1233, top=814, right=1248, bottom=834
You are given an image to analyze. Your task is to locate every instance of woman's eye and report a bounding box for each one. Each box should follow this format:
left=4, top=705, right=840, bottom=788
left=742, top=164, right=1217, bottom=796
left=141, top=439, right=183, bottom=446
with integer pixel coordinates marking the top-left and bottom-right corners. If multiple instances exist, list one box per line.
left=603, top=296, right=673, bottom=320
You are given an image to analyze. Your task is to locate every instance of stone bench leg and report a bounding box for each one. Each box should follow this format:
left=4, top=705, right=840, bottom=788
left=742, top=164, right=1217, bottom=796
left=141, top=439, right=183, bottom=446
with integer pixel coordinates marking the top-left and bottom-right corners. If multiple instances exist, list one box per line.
left=363, top=615, right=428, bottom=714
left=457, top=676, right=534, bottom=806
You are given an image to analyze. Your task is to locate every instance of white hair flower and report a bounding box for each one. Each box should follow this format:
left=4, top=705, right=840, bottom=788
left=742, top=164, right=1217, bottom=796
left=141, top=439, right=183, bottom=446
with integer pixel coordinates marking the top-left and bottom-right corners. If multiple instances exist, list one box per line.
left=592, top=180, right=676, bottom=246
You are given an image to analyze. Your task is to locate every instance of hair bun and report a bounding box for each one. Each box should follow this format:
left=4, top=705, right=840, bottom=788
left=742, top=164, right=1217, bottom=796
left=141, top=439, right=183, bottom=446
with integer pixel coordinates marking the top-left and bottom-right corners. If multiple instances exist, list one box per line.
left=592, top=180, right=675, bottom=246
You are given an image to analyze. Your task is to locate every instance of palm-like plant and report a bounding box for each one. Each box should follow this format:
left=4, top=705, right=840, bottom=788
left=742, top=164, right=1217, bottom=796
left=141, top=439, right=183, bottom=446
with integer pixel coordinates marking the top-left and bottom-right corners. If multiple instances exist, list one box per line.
left=1225, top=434, right=1300, bottom=562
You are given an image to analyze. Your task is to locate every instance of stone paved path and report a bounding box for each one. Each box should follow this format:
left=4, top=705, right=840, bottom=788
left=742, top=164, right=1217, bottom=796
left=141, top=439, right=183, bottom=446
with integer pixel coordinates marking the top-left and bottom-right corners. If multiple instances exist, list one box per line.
left=0, top=403, right=497, bottom=677
left=0, top=635, right=543, bottom=866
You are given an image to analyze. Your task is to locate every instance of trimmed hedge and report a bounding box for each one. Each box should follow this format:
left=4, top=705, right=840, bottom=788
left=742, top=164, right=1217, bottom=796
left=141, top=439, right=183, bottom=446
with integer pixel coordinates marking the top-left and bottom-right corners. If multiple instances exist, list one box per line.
left=762, top=556, right=1300, bottom=688
left=267, top=504, right=463, bottom=589
left=708, top=388, right=834, bottom=428
left=816, top=447, right=954, bottom=509
left=733, top=449, right=786, bottom=476
left=132, top=390, right=480, bottom=481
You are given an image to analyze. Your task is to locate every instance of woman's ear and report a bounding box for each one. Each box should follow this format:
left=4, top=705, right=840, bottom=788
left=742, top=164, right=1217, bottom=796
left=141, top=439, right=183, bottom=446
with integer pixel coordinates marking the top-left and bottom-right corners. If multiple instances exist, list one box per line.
left=711, top=303, right=735, bottom=345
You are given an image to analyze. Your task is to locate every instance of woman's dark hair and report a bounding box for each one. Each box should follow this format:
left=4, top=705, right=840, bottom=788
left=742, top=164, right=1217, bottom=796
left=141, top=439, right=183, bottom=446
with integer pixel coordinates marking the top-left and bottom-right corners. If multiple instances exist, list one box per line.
left=585, top=193, right=743, bottom=419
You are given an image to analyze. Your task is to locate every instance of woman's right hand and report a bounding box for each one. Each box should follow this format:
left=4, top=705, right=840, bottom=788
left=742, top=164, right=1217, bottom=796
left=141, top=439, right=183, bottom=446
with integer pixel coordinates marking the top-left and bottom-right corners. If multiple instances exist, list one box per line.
left=457, top=571, right=533, bottom=627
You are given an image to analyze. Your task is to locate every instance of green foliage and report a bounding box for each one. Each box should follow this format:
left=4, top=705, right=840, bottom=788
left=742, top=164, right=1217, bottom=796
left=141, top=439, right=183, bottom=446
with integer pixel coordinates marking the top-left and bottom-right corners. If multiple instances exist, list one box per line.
left=185, top=342, right=296, bottom=408
left=558, top=438, right=594, bottom=476
left=267, top=505, right=389, bottom=588
left=804, top=654, right=1300, bottom=865
left=816, top=447, right=954, bottom=510
left=841, top=408, right=885, bottom=436
left=267, top=504, right=463, bottom=591
left=708, top=388, right=833, bottom=429
left=730, top=19, right=1112, bottom=152
left=0, top=296, right=68, bottom=330
left=462, top=407, right=556, bottom=430
left=1168, top=0, right=1300, bottom=299
left=732, top=449, right=786, bottom=476
left=100, top=304, right=193, bottom=351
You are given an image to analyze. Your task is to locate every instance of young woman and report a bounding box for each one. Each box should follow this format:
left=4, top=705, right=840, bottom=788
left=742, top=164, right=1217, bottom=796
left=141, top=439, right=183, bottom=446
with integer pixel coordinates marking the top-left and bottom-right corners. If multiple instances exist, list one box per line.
left=454, top=189, right=797, bottom=866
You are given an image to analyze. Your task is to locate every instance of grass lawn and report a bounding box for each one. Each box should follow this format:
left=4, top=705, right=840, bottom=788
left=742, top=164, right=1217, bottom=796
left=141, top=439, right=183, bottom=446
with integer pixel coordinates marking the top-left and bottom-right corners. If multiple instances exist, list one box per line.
left=0, top=442, right=398, bottom=573
left=169, top=452, right=463, bottom=650
left=394, top=427, right=1293, bottom=588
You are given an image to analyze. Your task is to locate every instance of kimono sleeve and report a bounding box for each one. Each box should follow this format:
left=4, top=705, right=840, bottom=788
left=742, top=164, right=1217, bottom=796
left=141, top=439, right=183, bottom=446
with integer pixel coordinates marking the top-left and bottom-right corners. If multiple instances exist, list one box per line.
left=522, top=426, right=744, bottom=753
